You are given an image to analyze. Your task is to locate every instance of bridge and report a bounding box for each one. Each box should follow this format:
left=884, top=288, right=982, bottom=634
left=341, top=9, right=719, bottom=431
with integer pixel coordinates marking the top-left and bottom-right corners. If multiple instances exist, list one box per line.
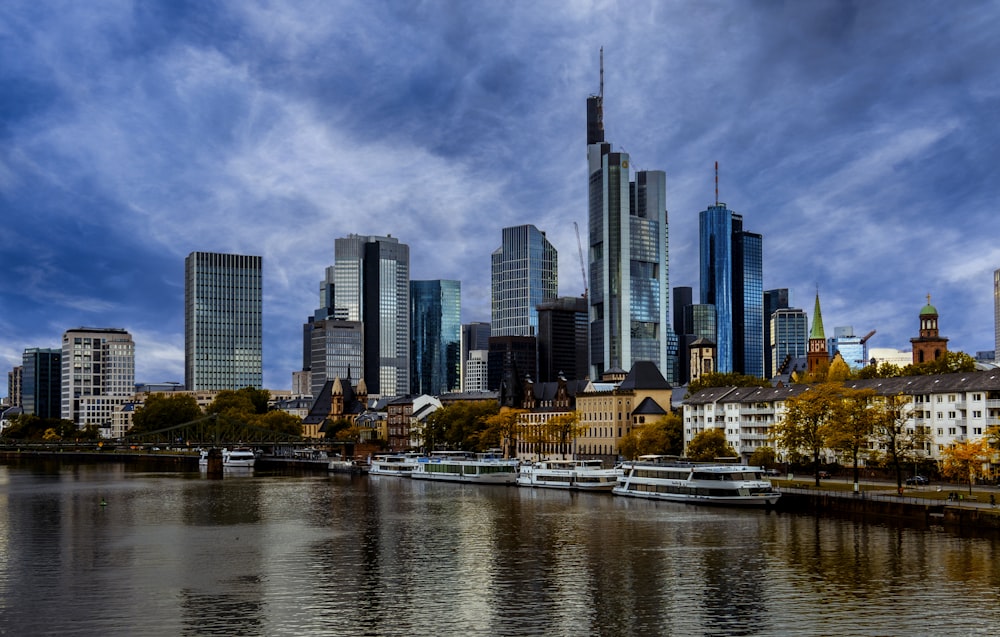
left=1, top=414, right=320, bottom=451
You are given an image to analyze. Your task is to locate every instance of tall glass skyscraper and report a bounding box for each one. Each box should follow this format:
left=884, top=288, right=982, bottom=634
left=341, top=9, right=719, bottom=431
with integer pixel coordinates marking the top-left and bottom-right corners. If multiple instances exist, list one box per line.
left=331, top=234, right=410, bottom=397
left=22, top=348, right=61, bottom=419
left=770, top=308, right=807, bottom=378
left=586, top=64, right=670, bottom=379
left=699, top=204, right=763, bottom=376
left=410, top=280, right=461, bottom=395
left=184, top=252, right=263, bottom=391
left=490, top=224, right=557, bottom=337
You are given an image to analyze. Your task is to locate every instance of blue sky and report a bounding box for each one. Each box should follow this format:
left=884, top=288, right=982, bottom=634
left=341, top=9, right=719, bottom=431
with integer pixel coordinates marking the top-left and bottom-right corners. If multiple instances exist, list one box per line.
left=3, top=1, right=1000, bottom=394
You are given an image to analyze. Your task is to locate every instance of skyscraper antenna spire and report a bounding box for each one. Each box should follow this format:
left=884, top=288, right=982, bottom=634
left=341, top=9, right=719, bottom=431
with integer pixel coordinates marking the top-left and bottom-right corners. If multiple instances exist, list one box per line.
left=715, top=161, right=719, bottom=205
left=599, top=47, right=604, bottom=99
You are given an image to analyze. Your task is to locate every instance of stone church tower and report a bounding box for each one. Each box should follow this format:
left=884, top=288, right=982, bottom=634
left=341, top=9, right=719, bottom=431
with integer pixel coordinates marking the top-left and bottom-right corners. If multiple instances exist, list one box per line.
left=911, top=295, right=948, bottom=364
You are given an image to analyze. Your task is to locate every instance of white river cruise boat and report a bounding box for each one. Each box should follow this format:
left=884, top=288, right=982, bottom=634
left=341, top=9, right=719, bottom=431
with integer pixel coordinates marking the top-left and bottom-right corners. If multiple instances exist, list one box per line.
left=410, top=451, right=519, bottom=485
left=369, top=453, right=424, bottom=476
left=613, top=457, right=780, bottom=506
left=516, top=459, right=622, bottom=492
left=198, top=448, right=256, bottom=469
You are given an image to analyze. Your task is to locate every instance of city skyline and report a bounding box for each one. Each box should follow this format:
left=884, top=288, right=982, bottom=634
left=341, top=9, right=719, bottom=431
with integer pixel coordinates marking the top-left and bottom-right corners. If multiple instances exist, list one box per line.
left=3, top=2, right=1000, bottom=392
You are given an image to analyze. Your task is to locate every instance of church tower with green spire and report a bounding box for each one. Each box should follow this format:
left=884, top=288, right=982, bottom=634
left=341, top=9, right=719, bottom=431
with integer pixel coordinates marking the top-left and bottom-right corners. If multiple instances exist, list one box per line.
left=807, top=290, right=829, bottom=375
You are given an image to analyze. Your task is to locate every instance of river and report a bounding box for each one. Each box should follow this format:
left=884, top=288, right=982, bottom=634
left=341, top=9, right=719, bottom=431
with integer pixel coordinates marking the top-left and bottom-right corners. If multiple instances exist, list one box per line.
left=1, top=460, right=998, bottom=636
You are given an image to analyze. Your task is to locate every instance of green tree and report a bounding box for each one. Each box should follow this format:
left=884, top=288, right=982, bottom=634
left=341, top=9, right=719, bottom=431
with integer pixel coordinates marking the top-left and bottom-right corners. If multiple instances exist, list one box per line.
left=130, top=393, right=203, bottom=434
left=940, top=438, right=991, bottom=495
left=855, top=361, right=903, bottom=379
left=236, top=387, right=271, bottom=414
left=826, top=387, right=877, bottom=488
left=252, top=410, right=303, bottom=436
left=207, top=390, right=256, bottom=417
left=422, top=401, right=500, bottom=451
left=619, top=413, right=684, bottom=459
left=324, top=417, right=355, bottom=440
left=900, top=351, right=977, bottom=376
left=686, top=428, right=737, bottom=461
left=771, top=382, right=842, bottom=486
left=685, top=372, right=770, bottom=398
left=748, top=446, right=778, bottom=469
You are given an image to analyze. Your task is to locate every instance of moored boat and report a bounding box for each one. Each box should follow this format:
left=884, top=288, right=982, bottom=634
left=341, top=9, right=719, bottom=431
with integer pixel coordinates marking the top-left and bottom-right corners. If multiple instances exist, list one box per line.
left=613, top=456, right=780, bottom=506
left=199, top=447, right=256, bottom=469
left=516, top=459, right=621, bottom=492
left=369, top=453, right=424, bottom=476
left=410, top=451, right=519, bottom=484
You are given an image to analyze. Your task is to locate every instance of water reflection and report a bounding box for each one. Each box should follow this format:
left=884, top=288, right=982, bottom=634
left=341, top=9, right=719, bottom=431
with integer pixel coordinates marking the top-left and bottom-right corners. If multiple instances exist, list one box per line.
left=2, top=461, right=1000, bottom=636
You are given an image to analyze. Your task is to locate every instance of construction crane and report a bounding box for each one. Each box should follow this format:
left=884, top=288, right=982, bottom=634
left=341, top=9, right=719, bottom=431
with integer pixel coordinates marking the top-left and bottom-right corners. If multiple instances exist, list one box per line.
left=856, top=330, right=876, bottom=367
left=573, top=221, right=588, bottom=298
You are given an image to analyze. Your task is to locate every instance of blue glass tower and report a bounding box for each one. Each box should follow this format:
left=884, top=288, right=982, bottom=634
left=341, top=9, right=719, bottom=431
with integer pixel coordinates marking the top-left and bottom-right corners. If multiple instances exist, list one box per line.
left=490, top=225, right=557, bottom=337
left=699, top=204, right=763, bottom=376
left=410, top=280, right=461, bottom=395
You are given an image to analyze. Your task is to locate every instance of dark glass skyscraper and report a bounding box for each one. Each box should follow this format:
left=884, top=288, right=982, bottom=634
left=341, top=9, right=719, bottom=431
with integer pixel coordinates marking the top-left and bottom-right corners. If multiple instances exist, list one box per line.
left=537, top=296, right=588, bottom=382
left=699, top=204, right=763, bottom=376
left=22, top=348, right=60, bottom=419
left=586, top=61, right=670, bottom=379
left=328, top=234, right=410, bottom=397
left=410, top=280, right=461, bottom=395
left=184, top=252, right=263, bottom=391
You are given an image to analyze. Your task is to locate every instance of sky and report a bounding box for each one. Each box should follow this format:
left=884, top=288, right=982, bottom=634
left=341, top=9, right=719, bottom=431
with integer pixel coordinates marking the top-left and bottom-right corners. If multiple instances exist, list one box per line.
left=3, top=0, right=1000, bottom=395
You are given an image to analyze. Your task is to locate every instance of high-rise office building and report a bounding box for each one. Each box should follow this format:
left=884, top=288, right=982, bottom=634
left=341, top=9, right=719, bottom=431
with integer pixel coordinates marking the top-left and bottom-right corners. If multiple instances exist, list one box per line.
left=586, top=60, right=670, bottom=379
left=410, top=280, right=461, bottom=395
left=326, top=234, right=410, bottom=397
left=537, top=296, right=588, bottom=382
left=61, top=327, right=135, bottom=429
left=7, top=366, right=23, bottom=409
left=699, top=203, right=763, bottom=376
left=770, top=308, right=808, bottom=378
left=22, top=348, right=61, bottom=419
left=184, top=251, right=263, bottom=391
left=763, top=289, right=790, bottom=379
left=995, top=268, right=1000, bottom=363
left=828, top=326, right=866, bottom=370
left=491, top=224, right=557, bottom=337
left=309, top=319, right=364, bottom=398
left=461, top=322, right=491, bottom=392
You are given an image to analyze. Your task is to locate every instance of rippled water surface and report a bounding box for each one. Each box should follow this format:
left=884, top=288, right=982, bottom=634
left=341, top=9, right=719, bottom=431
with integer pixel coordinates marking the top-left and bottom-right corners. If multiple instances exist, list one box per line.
left=2, top=461, right=1000, bottom=636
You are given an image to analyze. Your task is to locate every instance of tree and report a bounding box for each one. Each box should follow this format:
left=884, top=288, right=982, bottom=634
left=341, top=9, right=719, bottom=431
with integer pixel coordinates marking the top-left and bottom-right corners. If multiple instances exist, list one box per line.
left=252, top=410, right=303, bottom=436
left=771, top=382, right=842, bottom=486
left=869, top=393, right=928, bottom=490
left=130, top=393, right=203, bottom=434
left=685, top=372, right=770, bottom=398
left=855, top=361, right=902, bottom=379
left=237, top=387, right=271, bottom=414
left=324, top=417, right=355, bottom=440
left=619, top=413, right=684, bottom=460
left=900, top=351, right=977, bottom=377
left=539, top=412, right=585, bottom=459
left=827, top=353, right=852, bottom=382
left=826, top=387, right=877, bottom=488
left=482, top=409, right=524, bottom=457
left=748, top=446, right=778, bottom=469
left=422, top=401, right=500, bottom=451
left=940, top=438, right=991, bottom=495
left=686, top=428, right=737, bottom=462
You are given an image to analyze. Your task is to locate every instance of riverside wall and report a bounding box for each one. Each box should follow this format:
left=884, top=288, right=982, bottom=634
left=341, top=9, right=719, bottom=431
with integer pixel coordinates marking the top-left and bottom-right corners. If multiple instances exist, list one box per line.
left=777, top=488, right=1000, bottom=532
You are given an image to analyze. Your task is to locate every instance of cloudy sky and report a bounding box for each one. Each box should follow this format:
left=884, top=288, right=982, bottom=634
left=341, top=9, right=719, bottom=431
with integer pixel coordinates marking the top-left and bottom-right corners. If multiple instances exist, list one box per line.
left=3, top=1, right=1000, bottom=394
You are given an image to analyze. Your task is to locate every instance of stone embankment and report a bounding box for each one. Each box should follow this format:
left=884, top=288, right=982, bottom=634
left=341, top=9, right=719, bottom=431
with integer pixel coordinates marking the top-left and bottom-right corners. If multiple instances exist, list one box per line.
left=777, top=486, right=1000, bottom=531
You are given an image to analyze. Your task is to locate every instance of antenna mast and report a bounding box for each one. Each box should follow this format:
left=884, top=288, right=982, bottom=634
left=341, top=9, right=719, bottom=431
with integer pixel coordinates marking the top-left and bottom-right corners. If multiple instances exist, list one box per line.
left=599, top=47, right=604, bottom=99
left=715, top=161, right=719, bottom=205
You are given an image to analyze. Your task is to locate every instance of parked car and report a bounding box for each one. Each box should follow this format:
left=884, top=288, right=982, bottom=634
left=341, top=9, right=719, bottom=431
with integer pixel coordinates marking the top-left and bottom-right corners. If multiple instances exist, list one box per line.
left=818, top=471, right=831, bottom=479
left=905, top=475, right=929, bottom=485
